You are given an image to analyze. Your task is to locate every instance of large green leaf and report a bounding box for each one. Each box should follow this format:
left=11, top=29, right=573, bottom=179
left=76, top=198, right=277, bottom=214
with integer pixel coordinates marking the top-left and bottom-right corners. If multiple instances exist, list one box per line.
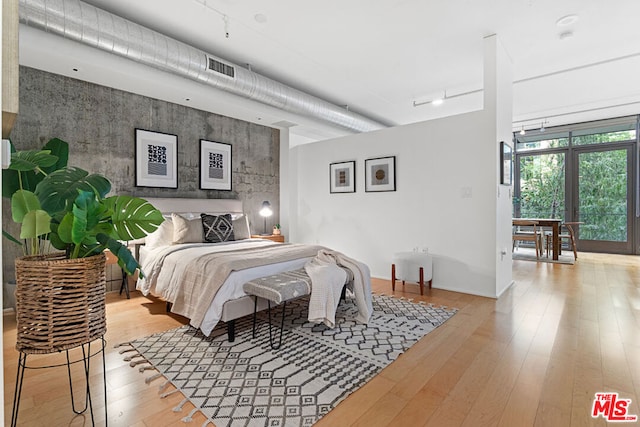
left=70, top=191, right=92, bottom=246
left=20, top=210, right=51, bottom=239
left=9, top=150, right=58, bottom=172
left=56, top=212, right=74, bottom=244
left=3, top=139, right=69, bottom=198
left=11, top=190, right=41, bottom=223
left=69, top=190, right=109, bottom=246
left=35, top=167, right=111, bottom=214
left=41, top=138, right=69, bottom=174
left=97, top=233, right=143, bottom=277
left=48, top=226, right=68, bottom=251
left=103, top=196, right=164, bottom=240
left=3, top=148, right=51, bottom=198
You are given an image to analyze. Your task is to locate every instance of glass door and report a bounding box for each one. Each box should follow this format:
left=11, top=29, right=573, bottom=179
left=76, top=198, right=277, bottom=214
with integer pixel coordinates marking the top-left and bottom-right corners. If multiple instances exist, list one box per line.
left=573, top=145, right=634, bottom=253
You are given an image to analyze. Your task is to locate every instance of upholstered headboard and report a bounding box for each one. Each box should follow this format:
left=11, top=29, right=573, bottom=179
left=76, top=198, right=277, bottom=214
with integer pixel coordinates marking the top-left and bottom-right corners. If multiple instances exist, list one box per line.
left=143, top=197, right=243, bottom=216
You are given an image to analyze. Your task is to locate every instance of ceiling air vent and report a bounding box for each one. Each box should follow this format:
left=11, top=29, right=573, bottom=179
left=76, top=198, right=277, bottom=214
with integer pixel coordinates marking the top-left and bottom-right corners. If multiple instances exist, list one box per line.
left=208, top=57, right=235, bottom=78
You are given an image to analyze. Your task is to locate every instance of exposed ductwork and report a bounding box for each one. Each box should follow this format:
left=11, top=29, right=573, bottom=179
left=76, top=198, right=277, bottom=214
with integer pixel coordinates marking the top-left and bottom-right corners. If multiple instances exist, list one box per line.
left=18, top=0, right=387, bottom=133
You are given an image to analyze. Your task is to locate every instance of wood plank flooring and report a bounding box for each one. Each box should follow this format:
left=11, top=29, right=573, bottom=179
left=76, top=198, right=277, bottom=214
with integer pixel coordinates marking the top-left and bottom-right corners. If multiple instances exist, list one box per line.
left=3, top=252, right=639, bottom=426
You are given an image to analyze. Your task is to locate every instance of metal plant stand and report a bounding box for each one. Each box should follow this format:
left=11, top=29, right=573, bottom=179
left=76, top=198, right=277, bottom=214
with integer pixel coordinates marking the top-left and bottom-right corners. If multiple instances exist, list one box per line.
left=11, top=339, right=107, bottom=426
left=12, top=253, right=109, bottom=426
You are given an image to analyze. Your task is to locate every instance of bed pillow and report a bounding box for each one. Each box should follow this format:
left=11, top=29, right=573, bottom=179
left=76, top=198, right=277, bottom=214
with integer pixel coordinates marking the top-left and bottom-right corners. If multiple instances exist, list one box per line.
left=172, top=213, right=204, bottom=244
left=145, top=217, right=174, bottom=249
left=201, top=213, right=235, bottom=243
left=232, top=214, right=251, bottom=240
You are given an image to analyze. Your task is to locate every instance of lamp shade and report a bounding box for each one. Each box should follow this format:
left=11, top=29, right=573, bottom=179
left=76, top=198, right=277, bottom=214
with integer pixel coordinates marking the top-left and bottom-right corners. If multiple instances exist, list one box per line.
left=259, top=201, right=273, bottom=217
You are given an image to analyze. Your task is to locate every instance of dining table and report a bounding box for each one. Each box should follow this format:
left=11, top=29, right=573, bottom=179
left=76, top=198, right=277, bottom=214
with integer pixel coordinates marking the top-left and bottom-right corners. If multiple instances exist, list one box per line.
left=513, top=218, right=562, bottom=260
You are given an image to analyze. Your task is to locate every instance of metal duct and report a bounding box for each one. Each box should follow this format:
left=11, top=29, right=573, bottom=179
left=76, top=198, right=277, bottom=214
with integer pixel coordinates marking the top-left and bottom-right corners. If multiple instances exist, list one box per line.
left=19, top=0, right=387, bottom=133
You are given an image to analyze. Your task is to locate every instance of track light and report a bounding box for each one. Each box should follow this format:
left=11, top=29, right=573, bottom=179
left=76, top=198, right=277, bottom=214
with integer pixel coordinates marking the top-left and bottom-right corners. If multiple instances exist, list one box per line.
left=540, top=122, right=545, bottom=132
left=412, top=88, right=483, bottom=108
left=519, top=126, right=526, bottom=135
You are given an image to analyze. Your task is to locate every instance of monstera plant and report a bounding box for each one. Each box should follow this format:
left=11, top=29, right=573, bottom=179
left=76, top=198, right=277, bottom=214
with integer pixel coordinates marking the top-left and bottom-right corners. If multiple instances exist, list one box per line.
left=3, top=137, right=163, bottom=276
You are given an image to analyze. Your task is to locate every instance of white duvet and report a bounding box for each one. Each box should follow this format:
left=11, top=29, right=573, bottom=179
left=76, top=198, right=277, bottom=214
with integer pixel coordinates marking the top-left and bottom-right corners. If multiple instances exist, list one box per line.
left=137, top=239, right=311, bottom=335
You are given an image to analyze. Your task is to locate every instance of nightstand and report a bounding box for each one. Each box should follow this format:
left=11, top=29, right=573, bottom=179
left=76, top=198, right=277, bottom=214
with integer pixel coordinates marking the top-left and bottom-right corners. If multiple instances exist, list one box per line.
left=252, top=234, right=285, bottom=243
left=104, top=249, right=129, bottom=298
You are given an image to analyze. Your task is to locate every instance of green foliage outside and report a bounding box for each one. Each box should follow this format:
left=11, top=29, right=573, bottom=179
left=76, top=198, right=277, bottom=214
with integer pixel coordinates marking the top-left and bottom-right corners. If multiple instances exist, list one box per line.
left=515, top=129, right=632, bottom=243
left=578, top=150, right=627, bottom=241
left=517, top=152, right=565, bottom=220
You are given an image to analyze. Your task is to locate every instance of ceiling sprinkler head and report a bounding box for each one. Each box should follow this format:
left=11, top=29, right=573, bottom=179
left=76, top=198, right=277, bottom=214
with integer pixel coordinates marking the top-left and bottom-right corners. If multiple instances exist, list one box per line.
left=559, top=30, right=574, bottom=40
left=556, top=14, right=579, bottom=26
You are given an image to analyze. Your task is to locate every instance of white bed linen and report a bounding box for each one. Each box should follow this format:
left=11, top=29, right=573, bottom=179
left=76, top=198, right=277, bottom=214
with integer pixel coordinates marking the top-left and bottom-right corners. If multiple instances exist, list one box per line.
left=138, top=239, right=312, bottom=335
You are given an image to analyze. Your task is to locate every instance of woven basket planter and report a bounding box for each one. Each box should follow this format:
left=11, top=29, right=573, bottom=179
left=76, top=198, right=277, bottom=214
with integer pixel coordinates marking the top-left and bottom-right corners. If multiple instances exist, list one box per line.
left=14, top=252, right=107, bottom=354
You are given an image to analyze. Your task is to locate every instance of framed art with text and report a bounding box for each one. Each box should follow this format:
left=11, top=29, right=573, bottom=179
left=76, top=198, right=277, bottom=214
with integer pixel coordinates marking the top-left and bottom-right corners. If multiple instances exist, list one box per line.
left=200, top=139, right=232, bottom=190
left=500, top=141, right=513, bottom=185
left=135, top=128, right=178, bottom=188
left=329, top=161, right=356, bottom=193
left=365, top=156, right=396, bottom=192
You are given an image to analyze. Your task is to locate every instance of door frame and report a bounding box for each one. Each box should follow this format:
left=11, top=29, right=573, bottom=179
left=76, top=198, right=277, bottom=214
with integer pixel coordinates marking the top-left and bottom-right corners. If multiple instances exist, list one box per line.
left=571, top=143, right=636, bottom=254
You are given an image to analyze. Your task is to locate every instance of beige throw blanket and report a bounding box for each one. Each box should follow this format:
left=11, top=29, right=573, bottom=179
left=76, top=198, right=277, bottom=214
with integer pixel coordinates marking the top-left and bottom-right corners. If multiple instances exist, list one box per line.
left=305, top=249, right=373, bottom=327
left=172, top=243, right=325, bottom=328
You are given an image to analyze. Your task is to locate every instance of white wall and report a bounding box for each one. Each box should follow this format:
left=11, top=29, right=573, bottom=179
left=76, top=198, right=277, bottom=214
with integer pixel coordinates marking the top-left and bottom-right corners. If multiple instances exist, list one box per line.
left=485, top=35, right=515, bottom=296
left=291, top=110, right=499, bottom=297
left=287, top=35, right=513, bottom=298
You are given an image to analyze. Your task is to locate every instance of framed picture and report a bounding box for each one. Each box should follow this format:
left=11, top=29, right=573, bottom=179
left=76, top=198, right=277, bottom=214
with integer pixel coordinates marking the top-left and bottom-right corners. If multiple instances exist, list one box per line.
left=200, top=140, right=232, bottom=190
left=135, top=128, right=178, bottom=188
left=365, top=156, right=396, bottom=192
left=500, top=141, right=513, bottom=185
left=329, top=161, right=356, bottom=193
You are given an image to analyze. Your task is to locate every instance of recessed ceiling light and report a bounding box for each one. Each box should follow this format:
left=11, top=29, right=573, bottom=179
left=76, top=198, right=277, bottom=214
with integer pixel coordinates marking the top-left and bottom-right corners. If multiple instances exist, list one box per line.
left=254, top=13, right=267, bottom=24
left=72, top=68, right=79, bottom=72
left=556, top=14, right=578, bottom=26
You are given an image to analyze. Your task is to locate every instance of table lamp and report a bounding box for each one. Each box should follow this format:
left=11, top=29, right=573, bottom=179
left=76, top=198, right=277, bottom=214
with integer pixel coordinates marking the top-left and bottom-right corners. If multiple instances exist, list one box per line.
left=259, top=201, right=273, bottom=235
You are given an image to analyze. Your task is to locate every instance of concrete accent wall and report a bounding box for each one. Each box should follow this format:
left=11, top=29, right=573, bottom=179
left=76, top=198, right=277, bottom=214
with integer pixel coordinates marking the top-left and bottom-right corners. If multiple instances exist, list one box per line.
left=2, top=66, right=280, bottom=288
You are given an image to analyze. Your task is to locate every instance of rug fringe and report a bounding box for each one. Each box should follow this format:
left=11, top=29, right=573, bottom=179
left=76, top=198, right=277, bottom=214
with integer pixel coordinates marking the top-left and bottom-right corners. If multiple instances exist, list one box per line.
left=114, top=342, right=132, bottom=348
left=145, top=372, right=163, bottom=384
left=182, top=407, right=198, bottom=422
left=161, top=388, right=181, bottom=399
left=159, top=379, right=171, bottom=392
left=124, top=353, right=144, bottom=362
left=173, top=397, right=189, bottom=412
left=201, top=420, right=213, bottom=427
left=129, top=359, right=148, bottom=367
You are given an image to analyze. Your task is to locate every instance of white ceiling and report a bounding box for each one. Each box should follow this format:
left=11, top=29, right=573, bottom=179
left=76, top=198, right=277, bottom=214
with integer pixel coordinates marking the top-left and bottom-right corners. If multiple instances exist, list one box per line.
left=18, top=0, right=640, bottom=141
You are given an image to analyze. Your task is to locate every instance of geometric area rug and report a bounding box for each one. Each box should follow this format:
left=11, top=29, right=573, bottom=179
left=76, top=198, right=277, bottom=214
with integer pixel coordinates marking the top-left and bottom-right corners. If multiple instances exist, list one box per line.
left=120, top=294, right=457, bottom=427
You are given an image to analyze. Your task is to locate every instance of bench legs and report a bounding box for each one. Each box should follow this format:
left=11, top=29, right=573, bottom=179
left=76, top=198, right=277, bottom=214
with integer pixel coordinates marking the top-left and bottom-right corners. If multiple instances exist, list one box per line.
left=250, top=285, right=348, bottom=350
left=251, top=296, right=287, bottom=350
left=227, top=319, right=235, bottom=342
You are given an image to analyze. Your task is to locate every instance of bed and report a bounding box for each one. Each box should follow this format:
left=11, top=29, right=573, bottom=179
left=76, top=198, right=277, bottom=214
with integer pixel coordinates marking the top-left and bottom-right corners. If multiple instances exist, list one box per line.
left=135, top=198, right=372, bottom=341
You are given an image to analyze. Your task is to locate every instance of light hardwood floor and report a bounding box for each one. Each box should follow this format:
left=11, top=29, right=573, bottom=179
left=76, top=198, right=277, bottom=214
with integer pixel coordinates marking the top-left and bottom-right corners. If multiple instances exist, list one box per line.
left=3, top=252, right=639, bottom=426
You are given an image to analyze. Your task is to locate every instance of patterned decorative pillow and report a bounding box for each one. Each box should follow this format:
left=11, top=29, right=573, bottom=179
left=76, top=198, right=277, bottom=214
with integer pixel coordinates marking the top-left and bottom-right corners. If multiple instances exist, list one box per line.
left=201, top=213, right=235, bottom=243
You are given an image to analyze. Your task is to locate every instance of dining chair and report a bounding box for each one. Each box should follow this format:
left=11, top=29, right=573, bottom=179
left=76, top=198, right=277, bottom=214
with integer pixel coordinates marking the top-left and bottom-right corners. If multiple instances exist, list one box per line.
left=545, top=222, right=581, bottom=260
left=512, top=219, right=542, bottom=259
